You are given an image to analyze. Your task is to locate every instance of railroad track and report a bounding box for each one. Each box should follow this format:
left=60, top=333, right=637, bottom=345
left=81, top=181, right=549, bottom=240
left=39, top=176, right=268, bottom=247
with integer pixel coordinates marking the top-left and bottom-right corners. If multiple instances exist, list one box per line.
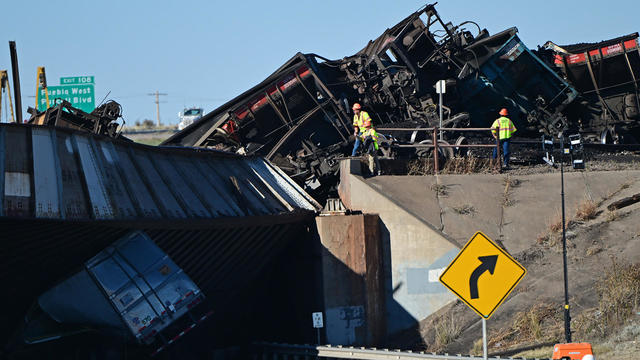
left=252, top=342, right=550, bottom=360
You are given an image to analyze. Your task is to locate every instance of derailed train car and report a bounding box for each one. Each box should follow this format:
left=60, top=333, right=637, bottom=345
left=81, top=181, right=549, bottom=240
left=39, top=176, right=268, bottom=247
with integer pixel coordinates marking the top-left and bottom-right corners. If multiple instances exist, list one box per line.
left=162, top=4, right=599, bottom=190
left=541, top=33, right=640, bottom=143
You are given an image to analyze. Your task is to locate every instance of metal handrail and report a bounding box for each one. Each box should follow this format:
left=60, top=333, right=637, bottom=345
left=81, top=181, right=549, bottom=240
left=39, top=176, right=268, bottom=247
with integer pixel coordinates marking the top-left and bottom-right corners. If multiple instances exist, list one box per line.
left=252, top=342, right=548, bottom=360
left=376, top=127, right=501, bottom=174
left=377, top=127, right=494, bottom=131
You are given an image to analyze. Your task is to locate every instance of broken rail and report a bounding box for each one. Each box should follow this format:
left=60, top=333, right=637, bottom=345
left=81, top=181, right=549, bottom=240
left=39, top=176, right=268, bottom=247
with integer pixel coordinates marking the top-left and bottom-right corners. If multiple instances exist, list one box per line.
left=377, top=127, right=501, bottom=174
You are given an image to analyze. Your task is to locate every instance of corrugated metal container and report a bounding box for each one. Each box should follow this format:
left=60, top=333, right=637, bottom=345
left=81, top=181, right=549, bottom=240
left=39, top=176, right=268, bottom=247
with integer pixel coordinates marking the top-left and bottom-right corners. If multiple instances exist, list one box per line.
left=0, top=124, right=319, bottom=220
left=0, top=124, right=320, bottom=347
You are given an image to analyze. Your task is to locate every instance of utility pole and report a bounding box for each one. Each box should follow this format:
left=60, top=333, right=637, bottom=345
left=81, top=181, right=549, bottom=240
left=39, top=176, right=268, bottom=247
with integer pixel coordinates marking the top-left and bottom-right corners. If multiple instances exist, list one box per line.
left=148, top=91, right=167, bottom=126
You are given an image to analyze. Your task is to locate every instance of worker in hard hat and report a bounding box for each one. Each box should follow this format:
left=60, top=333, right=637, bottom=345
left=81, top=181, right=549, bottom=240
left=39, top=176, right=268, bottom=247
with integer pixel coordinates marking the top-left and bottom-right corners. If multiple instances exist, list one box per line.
left=491, top=108, right=516, bottom=169
left=351, top=103, right=373, bottom=157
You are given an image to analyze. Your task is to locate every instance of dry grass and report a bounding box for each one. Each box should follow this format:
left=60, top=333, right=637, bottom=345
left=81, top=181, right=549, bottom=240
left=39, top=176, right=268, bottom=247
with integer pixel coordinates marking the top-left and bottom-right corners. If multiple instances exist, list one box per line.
left=512, top=303, right=562, bottom=342
left=430, top=184, right=448, bottom=196
left=596, top=259, right=640, bottom=328
left=501, top=175, right=519, bottom=207
left=606, top=210, right=625, bottom=222
left=487, top=303, right=563, bottom=352
left=606, top=211, right=619, bottom=222
left=574, top=258, right=640, bottom=339
left=513, top=345, right=555, bottom=359
left=427, top=315, right=462, bottom=352
left=452, top=204, right=475, bottom=215
left=548, top=212, right=570, bottom=233
left=536, top=233, right=549, bottom=245
left=407, top=158, right=434, bottom=175
left=470, top=339, right=483, bottom=356
left=536, top=232, right=564, bottom=248
left=586, top=245, right=603, bottom=256
left=575, top=199, right=598, bottom=221
left=441, top=156, right=494, bottom=174
left=502, top=198, right=516, bottom=207
left=407, top=156, right=494, bottom=175
left=502, top=177, right=521, bottom=188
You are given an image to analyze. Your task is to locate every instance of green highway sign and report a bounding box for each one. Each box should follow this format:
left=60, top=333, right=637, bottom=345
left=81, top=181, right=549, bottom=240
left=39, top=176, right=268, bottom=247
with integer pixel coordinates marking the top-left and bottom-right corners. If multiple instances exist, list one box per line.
left=60, top=76, right=94, bottom=85
left=37, top=84, right=95, bottom=113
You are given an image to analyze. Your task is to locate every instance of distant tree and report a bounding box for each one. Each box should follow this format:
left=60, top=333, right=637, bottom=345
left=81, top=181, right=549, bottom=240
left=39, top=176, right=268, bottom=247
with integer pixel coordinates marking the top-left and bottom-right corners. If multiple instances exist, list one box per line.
left=135, top=120, right=141, bottom=127
left=142, top=119, right=155, bottom=129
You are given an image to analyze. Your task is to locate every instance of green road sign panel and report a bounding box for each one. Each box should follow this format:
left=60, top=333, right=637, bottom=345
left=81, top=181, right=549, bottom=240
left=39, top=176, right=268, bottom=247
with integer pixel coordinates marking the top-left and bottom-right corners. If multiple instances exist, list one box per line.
left=37, top=84, right=95, bottom=113
left=60, top=76, right=94, bottom=85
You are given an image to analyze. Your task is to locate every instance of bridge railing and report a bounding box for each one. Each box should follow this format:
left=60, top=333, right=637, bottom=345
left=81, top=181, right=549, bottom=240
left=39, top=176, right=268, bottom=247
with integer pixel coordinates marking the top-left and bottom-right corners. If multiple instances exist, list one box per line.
left=375, top=127, right=501, bottom=174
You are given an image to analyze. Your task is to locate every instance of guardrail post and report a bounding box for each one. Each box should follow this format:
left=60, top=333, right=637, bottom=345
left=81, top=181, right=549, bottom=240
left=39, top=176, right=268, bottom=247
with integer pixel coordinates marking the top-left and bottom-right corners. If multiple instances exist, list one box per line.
left=433, top=127, right=439, bottom=174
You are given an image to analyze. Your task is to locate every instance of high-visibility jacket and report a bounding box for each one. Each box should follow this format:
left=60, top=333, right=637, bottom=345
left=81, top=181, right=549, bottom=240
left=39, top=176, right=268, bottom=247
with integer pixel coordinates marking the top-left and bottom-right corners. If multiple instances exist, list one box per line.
left=362, top=128, right=379, bottom=151
left=353, top=111, right=372, bottom=133
left=491, top=116, right=516, bottom=140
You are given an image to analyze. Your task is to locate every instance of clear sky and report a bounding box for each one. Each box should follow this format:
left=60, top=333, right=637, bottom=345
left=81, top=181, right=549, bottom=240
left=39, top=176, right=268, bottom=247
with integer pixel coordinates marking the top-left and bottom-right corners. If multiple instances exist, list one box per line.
left=1, top=0, right=639, bottom=125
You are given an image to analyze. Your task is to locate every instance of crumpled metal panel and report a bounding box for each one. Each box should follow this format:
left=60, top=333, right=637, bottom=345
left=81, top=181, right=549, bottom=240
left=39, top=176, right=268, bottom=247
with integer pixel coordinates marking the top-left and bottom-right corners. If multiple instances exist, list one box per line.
left=0, top=217, right=312, bottom=349
left=0, top=124, right=320, bottom=221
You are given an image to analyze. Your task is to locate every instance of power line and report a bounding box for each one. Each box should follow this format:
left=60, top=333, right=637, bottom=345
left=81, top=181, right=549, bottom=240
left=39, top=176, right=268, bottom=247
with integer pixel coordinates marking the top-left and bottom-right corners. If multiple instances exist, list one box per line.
left=147, top=91, right=167, bottom=126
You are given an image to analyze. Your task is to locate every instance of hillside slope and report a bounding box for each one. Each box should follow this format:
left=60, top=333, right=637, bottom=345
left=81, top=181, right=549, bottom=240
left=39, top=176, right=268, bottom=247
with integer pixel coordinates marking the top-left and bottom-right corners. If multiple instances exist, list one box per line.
left=379, top=170, right=640, bottom=359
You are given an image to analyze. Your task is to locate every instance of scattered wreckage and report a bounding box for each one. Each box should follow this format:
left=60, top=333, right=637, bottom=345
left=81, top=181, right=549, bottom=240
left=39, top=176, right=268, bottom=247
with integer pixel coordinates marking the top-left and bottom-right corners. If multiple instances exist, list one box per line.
left=161, top=3, right=639, bottom=191
left=27, top=99, right=126, bottom=138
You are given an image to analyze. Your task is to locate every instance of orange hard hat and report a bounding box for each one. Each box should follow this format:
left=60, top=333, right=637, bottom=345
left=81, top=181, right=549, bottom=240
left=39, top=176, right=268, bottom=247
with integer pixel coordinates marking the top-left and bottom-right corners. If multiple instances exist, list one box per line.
left=499, top=108, right=508, bottom=116
left=352, top=103, right=361, bottom=110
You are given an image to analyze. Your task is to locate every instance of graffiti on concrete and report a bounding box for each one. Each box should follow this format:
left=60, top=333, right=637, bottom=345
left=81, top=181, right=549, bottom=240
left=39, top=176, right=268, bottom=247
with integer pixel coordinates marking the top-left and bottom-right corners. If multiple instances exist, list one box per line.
left=326, top=305, right=365, bottom=344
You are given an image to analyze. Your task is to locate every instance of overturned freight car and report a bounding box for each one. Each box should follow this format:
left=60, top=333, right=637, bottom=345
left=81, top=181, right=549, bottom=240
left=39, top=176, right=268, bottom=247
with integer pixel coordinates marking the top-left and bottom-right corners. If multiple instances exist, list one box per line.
left=542, top=33, right=640, bottom=143
left=163, top=3, right=579, bottom=190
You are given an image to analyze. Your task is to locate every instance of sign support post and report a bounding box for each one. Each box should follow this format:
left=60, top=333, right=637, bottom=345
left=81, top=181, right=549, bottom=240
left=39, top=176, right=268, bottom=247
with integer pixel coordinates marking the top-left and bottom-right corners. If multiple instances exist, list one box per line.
left=482, top=318, right=487, bottom=360
left=436, top=80, right=446, bottom=140
left=312, top=312, right=323, bottom=345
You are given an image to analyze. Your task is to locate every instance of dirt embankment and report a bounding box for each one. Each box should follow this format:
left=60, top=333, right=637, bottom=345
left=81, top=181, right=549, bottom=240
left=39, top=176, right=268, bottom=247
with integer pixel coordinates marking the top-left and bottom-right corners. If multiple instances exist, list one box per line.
left=387, top=169, right=640, bottom=359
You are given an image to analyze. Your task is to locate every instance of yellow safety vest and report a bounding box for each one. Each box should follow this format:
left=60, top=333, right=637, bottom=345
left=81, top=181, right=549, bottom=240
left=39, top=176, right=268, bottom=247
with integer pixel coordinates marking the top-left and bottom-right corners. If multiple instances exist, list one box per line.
left=362, top=128, right=379, bottom=150
left=353, top=111, right=372, bottom=132
left=491, top=116, right=516, bottom=140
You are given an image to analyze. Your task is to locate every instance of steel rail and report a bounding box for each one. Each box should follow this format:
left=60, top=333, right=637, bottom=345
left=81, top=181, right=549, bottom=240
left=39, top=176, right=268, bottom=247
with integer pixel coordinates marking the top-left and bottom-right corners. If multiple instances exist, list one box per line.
left=376, top=127, right=493, bottom=132
left=253, top=343, right=549, bottom=360
left=395, top=144, right=496, bottom=148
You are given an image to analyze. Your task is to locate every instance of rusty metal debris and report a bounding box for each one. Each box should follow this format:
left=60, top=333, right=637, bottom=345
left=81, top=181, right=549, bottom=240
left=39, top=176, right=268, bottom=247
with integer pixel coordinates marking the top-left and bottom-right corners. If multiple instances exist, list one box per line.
left=607, top=192, right=640, bottom=211
left=26, top=99, right=126, bottom=138
left=162, top=3, right=640, bottom=191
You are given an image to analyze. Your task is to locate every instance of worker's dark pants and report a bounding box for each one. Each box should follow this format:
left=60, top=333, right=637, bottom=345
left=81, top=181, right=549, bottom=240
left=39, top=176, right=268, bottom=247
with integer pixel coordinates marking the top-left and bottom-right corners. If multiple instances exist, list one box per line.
left=492, top=138, right=511, bottom=166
